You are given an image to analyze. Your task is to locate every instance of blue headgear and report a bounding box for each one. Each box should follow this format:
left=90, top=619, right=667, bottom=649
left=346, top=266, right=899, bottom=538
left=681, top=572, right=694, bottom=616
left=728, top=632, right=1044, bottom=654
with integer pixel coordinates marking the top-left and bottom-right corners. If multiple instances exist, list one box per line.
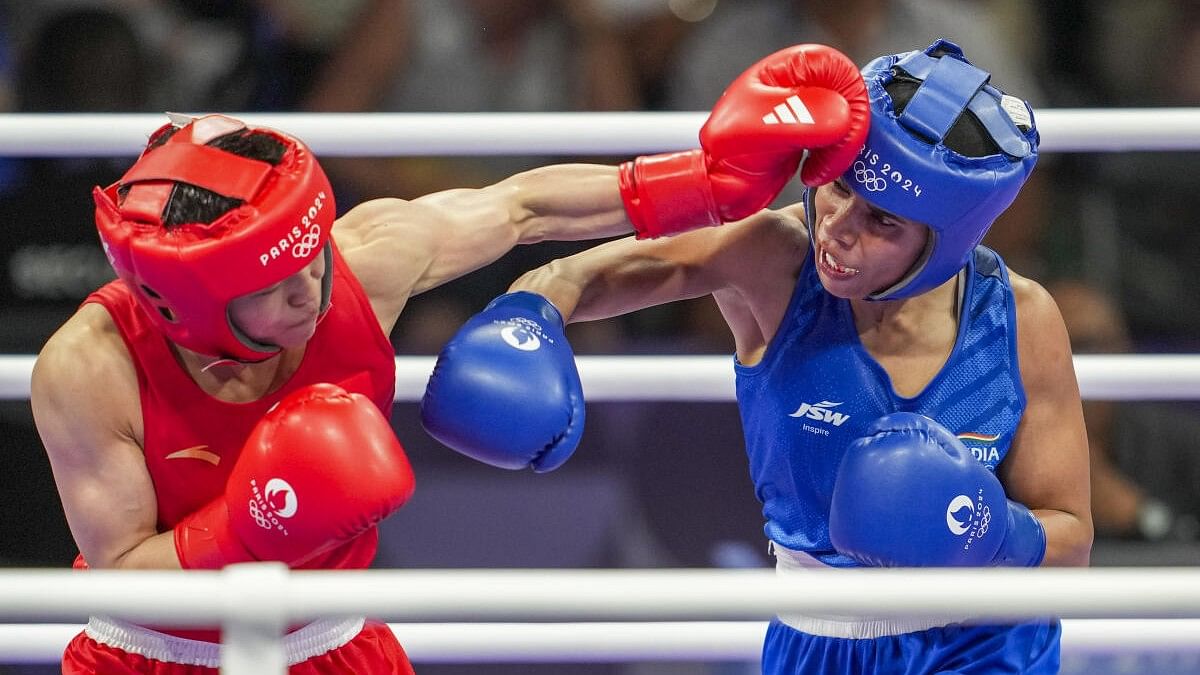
left=837, top=38, right=1039, bottom=300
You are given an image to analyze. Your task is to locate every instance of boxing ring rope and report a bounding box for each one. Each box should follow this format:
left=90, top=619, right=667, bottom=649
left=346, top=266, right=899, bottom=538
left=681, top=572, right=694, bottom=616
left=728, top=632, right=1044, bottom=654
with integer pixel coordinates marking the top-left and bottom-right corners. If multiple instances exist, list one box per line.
left=2, top=354, right=1200, bottom=401
left=2, top=109, right=1200, bottom=156
left=1, top=565, right=1199, bottom=669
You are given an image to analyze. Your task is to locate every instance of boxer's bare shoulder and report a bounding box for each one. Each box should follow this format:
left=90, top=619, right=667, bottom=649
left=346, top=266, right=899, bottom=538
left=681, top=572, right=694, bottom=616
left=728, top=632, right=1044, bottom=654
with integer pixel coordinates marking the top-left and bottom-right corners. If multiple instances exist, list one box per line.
left=32, top=302, right=142, bottom=451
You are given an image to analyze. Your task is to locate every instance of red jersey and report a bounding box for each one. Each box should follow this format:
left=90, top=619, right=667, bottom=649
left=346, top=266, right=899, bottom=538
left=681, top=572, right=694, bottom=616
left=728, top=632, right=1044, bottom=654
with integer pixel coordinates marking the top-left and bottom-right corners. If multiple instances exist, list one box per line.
left=83, top=243, right=396, bottom=568
left=71, top=244, right=411, bottom=670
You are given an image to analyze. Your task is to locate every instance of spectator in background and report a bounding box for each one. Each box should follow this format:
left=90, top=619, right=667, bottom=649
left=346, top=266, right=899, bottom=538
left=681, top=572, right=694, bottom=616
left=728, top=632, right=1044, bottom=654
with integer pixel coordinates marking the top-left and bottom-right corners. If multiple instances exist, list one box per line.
left=5, top=1, right=258, bottom=113
left=1064, top=3, right=1200, bottom=349
left=1049, top=280, right=1200, bottom=543
left=664, top=0, right=1043, bottom=109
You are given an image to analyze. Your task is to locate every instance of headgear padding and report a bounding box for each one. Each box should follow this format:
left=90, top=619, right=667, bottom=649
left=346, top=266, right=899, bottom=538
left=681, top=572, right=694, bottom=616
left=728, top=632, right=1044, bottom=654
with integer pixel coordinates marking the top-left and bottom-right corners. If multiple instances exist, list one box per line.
left=843, top=38, right=1039, bottom=300
left=94, top=114, right=335, bottom=361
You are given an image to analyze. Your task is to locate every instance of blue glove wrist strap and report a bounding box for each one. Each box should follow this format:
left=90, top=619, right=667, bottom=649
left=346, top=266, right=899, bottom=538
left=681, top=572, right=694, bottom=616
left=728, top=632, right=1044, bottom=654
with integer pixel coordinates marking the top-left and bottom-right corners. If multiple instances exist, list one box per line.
left=486, top=291, right=565, bottom=328
left=994, top=500, right=1046, bottom=567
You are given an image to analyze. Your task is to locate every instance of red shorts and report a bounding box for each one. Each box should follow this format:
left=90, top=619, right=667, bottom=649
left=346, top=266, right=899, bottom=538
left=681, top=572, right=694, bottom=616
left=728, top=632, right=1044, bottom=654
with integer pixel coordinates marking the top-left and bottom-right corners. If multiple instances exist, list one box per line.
left=62, top=617, right=413, bottom=674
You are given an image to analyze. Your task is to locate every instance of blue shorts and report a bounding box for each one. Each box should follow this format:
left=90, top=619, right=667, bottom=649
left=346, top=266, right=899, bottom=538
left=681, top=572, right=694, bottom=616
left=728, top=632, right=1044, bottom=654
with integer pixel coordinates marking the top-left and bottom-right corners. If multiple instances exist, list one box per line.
left=761, top=618, right=1061, bottom=674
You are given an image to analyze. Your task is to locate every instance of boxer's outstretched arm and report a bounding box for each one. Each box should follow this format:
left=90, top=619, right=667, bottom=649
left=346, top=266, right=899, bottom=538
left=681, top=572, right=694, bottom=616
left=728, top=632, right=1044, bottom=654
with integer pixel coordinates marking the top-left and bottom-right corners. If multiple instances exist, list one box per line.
left=1003, top=273, right=1094, bottom=566
left=333, top=164, right=632, bottom=330
left=508, top=208, right=808, bottom=361
left=415, top=219, right=744, bottom=472
left=508, top=213, right=752, bottom=324
left=31, top=305, right=180, bottom=569
left=418, top=208, right=808, bottom=470
left=337, top=43, right=865, bottom=331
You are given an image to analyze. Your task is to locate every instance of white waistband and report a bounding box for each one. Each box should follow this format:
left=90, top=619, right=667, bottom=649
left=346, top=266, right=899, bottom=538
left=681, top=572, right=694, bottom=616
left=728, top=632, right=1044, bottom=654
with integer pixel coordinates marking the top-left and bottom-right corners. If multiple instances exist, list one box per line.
left=769, top=541, right=974, bottom=639
left=84, top=615, right=366, bottom=668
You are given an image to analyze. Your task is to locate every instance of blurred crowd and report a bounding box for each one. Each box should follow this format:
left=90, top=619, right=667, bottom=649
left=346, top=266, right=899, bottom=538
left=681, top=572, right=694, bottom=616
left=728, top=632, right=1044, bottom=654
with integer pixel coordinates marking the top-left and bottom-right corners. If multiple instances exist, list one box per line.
left=1, top=0, right=1198, bottom=570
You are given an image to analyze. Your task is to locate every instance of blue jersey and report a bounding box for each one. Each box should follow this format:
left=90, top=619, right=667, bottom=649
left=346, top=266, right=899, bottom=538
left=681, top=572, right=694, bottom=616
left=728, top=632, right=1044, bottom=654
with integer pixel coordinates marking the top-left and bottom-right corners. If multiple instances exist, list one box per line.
left=735, top=246, right=1024, bottom=564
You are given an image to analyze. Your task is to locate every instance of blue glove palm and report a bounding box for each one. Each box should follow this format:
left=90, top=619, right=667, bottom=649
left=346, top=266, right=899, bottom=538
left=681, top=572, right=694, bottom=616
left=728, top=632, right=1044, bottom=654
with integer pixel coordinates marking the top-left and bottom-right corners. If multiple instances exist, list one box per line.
left=420, top=292, right=584, bottom=472
left=829, top=412, right=1045, bottom=567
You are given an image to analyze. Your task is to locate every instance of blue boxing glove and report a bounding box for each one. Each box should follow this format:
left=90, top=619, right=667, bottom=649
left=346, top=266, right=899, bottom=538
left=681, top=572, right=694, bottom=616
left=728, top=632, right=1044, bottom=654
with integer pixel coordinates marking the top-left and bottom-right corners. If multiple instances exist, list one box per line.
left=420, top=292, right=584, bottom=472
left=829, top=412, right=1046, bottom=567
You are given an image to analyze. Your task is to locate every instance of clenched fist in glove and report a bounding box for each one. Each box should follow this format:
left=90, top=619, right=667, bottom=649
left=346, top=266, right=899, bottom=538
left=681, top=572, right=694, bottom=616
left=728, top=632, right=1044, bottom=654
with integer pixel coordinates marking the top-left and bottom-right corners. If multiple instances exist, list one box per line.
left=421, top=292, right=584, bottom=473
left=620, top=43, right=869, bottom=239
left=829, top=412, right=1046, bottom=568
left=174, top=383, right=415, bottom=569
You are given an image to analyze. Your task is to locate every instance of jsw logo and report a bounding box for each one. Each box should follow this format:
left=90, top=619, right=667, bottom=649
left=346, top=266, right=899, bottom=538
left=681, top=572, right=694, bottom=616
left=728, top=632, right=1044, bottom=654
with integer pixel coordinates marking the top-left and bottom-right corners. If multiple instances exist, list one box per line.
left=788, top=400, right=850, bottom=426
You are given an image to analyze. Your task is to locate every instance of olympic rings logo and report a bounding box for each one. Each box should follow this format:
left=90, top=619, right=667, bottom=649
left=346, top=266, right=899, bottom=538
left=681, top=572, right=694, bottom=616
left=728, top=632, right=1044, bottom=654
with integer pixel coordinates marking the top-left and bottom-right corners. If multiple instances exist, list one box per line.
left=291, top=224, right=322, bottom=259
left=977, top=505, right=992, bottom=537
left=852, top=161, right=887, bottom=192
left=248, top=498, right=272, bottom=530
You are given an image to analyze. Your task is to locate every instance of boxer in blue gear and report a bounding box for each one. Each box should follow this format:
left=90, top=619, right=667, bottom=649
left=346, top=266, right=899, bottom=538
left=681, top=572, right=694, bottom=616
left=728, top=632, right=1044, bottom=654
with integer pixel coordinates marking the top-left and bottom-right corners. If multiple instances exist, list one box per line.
left=459, top=37, right=1093, bottom=674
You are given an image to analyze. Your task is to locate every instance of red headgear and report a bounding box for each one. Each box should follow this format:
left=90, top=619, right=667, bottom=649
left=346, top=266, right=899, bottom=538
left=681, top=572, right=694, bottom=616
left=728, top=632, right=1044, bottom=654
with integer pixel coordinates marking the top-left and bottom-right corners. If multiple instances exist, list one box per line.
left=94, top=114, right=335, bottom=362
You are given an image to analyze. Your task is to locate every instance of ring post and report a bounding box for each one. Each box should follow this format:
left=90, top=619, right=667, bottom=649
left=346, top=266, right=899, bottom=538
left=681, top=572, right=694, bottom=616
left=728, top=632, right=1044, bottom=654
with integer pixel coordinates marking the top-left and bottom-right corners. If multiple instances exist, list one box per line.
left=221, top=562, right=287, bottom=675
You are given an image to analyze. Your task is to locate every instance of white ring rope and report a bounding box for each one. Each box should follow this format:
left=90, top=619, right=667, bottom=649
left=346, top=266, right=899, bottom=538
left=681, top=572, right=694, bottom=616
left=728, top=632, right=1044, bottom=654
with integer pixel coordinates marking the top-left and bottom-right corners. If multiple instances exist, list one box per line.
left=2, top=354, right=1199, bottom=401
left=4, top=620, right=1197, bottom=664
left=1, top=566, right=1199, bottom=670
left=1, top=566, right=1199, bottom=626
left=2, top=110, right=1199, bottom=156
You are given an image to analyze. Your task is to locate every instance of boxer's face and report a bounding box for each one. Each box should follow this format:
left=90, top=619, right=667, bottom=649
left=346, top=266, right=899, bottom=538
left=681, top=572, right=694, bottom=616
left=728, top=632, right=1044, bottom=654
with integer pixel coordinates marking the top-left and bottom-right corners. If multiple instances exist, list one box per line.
left=809, top=179, right=927, bottom=300
left=229, top=253, right=326, bottom=348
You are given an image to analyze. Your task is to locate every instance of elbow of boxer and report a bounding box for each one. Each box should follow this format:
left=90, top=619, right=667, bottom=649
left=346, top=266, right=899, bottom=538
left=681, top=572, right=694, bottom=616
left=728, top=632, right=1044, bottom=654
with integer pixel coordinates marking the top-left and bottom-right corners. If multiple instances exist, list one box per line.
left=1033, top=508, right=1094, bottom=567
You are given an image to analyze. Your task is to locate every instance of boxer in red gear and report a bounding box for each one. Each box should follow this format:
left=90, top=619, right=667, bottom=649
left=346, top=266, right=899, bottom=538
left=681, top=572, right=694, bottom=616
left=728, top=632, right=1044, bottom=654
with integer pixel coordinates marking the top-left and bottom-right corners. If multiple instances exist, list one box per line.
left=32, top=45, right=867, bottom=674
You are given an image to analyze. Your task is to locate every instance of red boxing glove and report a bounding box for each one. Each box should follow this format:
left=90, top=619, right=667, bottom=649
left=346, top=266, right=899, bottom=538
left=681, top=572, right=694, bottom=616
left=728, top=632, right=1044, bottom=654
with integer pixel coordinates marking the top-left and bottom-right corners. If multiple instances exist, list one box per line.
left=174, top=383, right=415, bottom=569
left=620, top=44, right=869, bottom=239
